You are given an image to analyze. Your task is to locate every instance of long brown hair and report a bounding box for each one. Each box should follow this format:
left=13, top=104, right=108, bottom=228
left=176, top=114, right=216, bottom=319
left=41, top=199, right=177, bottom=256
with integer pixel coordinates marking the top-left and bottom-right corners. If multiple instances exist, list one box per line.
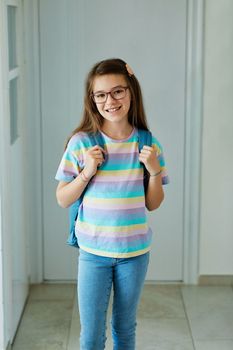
left=65, top=58, right=149, bottom=147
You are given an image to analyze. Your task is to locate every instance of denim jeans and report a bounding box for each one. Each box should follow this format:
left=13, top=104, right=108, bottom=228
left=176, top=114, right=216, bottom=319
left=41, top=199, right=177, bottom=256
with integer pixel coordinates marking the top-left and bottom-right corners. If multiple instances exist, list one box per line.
left=77, top=249, right=150, bottom=350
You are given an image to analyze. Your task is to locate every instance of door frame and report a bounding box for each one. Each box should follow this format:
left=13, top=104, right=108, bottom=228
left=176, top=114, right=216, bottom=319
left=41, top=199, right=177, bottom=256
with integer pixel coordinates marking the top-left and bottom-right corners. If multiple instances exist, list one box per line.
left=23, top=0, right=44, bottom=284
left=183, top=0, right=204, bottom=284
left=26, top=0, right=204, bottom=284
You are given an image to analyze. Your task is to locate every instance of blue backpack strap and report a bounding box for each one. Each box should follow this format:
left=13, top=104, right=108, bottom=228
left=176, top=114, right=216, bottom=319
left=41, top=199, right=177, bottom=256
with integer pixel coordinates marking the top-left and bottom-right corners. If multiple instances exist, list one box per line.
left=89, top=131, right=106, bottom=160
left=138, top=129, right=152, bottom=150
left=92, top=131, right=105, bottom=148
left=67, top=131, right=105, bottom=248
left=137, top=129, right=152, bottom=193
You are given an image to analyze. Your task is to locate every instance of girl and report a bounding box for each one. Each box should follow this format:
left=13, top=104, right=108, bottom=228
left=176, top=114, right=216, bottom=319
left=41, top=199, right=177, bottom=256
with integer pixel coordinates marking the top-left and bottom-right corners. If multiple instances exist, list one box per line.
left=55, top=58, right=169, bottom=350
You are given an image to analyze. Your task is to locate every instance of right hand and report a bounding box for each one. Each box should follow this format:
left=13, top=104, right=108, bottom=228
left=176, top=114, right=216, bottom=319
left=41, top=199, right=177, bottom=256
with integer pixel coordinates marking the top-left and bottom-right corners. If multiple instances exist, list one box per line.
left=83, top=145, right=106, bottom=179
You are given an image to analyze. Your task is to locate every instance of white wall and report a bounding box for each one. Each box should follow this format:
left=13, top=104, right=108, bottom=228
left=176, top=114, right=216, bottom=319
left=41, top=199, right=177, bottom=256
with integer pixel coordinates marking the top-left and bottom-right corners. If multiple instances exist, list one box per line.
left=199, top=0, right=233, bottom=275
left=27, top=0, right=233, bottom=281
left=39, top=0, right=186, bottom=282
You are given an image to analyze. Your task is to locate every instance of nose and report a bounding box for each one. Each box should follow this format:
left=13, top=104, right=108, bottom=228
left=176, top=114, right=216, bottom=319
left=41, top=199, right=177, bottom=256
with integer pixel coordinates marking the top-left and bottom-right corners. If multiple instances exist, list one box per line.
left=105, top=92, right=115, bottom=103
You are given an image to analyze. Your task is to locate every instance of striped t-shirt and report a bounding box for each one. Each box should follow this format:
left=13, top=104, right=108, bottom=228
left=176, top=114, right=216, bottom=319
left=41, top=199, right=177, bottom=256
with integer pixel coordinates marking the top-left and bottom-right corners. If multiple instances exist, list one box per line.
left=55, top=128, right=169, bottom=258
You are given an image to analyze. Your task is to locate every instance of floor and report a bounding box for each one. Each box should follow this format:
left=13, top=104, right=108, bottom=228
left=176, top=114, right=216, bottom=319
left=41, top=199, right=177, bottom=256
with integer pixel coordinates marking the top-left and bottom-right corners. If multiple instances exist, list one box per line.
left=12, top=283, right=233, bottom=350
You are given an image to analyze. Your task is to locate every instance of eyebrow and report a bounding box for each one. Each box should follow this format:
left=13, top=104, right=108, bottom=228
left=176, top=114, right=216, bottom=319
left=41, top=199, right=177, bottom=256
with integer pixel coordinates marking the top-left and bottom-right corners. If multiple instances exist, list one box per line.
left=93, top=85, right=124, bottom=94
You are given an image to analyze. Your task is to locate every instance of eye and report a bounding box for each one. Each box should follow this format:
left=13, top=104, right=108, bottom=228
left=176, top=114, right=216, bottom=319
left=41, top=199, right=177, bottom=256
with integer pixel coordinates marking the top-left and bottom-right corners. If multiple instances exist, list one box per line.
left=115, top=88, right=124, bottom=94
left=113, top=88, right=124, bottom=97
left=95, top=93, right=106, bottom=99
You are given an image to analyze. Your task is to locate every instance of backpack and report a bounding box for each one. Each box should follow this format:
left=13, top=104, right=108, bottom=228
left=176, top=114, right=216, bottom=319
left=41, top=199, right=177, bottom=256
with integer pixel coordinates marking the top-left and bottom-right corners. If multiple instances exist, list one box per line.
left=67, top=129, right=152, bottom=248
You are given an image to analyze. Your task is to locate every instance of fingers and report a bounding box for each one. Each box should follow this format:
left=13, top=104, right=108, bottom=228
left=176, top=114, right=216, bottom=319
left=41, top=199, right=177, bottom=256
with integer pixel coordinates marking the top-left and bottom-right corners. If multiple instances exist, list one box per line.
left=139, top=146, right=157, bottom=165
left=83, top=146, right=106, bottom=177
left=139, top=151, right=153, bottom=160
left=86, top=145, right=105, bottom=167
left=140, top=145, right=155, bottom=154
left=88, top=145, right=105, bottom=156
left=90, top=150, right=104, bottom=160
left=140, top=145, right=158, bottom=158
left=141, top=145, right=153, bottom=151
left=91, top=150, right=103, bottom=157
left=90, top=145, right=106, bottom=154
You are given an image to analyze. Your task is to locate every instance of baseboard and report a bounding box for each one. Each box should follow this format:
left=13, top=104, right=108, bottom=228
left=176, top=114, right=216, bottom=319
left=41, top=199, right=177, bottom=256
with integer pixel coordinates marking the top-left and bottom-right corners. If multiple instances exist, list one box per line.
left=32, top=277, right=233, bottom=286
left=198, top=275, right=233, bottom=286
left=42, top=280, right=76, bottom=284
left=6, top=341, right=11, bottom=350
left=145, top=280, right=183, bottom=285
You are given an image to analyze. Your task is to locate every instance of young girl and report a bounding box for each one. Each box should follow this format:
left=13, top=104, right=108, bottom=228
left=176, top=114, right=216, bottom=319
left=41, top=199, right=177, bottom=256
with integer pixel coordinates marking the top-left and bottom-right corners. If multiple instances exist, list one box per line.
left=55, top=58, right=169, bottom=350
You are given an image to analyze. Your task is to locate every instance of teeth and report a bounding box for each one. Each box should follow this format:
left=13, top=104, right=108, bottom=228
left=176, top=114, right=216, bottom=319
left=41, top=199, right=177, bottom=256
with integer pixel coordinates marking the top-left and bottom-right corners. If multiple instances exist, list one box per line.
left=107, top=107, right=120, bottom=112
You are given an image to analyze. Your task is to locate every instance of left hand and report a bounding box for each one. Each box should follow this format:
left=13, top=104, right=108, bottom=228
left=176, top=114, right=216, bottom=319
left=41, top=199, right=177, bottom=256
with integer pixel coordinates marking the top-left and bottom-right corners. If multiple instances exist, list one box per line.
left=139, top=146, right=161, bottom=175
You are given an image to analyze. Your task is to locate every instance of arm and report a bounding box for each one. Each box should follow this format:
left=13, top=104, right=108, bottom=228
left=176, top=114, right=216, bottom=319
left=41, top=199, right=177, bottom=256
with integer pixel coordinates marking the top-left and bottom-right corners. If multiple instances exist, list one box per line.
left=145, top=172, right=164, bottom=211
left=139, top=145, right=165, bottom=211
left=56, top=174, right=89, bottom=208
left=56, top=145, right=105, bottom=208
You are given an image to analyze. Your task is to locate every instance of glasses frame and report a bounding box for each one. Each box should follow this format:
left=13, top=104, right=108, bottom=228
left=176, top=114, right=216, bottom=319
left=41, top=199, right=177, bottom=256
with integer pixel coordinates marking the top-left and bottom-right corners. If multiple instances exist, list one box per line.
left=91, top=86, right=129, bottom=104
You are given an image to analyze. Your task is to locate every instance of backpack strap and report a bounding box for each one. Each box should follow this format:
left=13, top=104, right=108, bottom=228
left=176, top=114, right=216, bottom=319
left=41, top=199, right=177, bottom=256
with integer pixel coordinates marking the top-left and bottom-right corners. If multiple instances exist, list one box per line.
left=89, top=131, right=106, bottom=160
left=67, top=131, right=106, bottom=248
left=138, top=129, right=152, bottom=150
left=137, top=129, right=152, bottom=193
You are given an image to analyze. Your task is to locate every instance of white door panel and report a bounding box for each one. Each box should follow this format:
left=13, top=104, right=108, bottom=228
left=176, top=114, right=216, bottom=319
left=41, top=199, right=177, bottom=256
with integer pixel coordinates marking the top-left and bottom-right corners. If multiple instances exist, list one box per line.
left=10, top=138, right=28, bottom=335
left=0, top=0, right=29, bottom=342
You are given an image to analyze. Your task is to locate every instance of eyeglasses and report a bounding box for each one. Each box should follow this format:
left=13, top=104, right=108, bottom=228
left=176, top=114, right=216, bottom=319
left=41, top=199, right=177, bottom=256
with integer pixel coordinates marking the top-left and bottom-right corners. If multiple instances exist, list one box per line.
left=91, top=86, right=129, bottom=104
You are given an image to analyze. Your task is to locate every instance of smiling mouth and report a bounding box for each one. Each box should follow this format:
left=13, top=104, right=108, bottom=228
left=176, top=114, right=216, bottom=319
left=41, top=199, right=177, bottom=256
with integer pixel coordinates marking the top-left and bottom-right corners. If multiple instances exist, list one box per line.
left=106, top=106, right=121, bottom=113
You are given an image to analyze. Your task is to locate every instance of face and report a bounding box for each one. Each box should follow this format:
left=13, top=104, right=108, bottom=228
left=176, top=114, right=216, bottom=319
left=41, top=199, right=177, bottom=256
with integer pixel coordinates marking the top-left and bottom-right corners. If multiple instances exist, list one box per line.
left=92, top=74, right=131, bottom=125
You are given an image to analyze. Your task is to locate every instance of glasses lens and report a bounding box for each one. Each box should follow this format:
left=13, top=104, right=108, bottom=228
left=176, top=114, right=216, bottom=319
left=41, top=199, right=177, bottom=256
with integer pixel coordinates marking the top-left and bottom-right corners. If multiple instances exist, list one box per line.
left=93, top=92, right=107, bottom=103
left=111, top=88, right=126, bottom=100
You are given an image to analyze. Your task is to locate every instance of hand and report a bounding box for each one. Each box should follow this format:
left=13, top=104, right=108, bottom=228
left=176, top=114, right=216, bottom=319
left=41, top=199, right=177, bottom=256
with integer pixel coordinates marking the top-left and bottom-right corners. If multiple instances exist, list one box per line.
left=139, top=146, right=161, bottom=175
left=83, top=145, right=106, bottom=179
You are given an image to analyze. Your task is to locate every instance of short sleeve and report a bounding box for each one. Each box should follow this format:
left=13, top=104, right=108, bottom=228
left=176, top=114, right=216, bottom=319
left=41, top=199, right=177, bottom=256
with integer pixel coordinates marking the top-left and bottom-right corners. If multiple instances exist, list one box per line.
left=152, top=136, right=169, bottom=185
left=55, top=136, right=80, bottom=182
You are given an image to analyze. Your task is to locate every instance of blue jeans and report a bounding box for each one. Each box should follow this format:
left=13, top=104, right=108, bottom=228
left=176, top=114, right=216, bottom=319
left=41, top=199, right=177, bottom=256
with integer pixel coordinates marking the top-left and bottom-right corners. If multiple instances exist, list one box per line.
left=77, top=249, right=150, bottom=350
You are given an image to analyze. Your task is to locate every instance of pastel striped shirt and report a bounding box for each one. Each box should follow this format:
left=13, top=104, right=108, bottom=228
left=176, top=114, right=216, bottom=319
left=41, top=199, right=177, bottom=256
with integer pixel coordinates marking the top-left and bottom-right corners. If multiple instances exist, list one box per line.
left=55, top=128, right=169, bottom=258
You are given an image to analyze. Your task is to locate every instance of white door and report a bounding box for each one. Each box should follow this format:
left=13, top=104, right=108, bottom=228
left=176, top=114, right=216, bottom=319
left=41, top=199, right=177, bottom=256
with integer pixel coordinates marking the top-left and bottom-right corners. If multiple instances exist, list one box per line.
left=0, top=0, right=29, bottom=342
left=40, top=0, right=186, bottom=281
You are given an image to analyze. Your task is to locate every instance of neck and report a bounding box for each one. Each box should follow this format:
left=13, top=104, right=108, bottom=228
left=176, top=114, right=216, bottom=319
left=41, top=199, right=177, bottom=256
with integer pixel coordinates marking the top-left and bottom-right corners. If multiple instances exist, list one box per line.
left=101, top=121, right=133, bottom=140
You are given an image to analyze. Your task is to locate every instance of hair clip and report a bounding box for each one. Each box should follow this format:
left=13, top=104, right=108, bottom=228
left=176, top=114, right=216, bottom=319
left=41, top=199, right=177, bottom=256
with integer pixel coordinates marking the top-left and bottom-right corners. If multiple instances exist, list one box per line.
left=125, top=63, right=134, bottom=76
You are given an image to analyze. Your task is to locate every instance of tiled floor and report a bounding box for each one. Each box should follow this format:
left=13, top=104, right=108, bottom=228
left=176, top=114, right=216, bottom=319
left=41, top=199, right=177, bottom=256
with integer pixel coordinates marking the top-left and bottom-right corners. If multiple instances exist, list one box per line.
left=12, top=283, right=233, bottom=350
